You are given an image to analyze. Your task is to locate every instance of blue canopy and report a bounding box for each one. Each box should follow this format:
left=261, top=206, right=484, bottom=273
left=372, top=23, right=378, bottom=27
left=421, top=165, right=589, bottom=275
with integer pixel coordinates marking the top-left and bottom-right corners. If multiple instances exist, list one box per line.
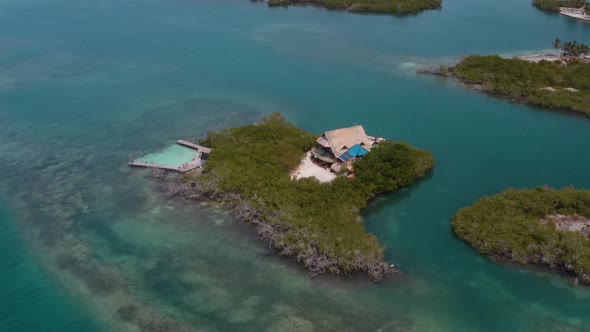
left=339, top=144, right=369, bottom=162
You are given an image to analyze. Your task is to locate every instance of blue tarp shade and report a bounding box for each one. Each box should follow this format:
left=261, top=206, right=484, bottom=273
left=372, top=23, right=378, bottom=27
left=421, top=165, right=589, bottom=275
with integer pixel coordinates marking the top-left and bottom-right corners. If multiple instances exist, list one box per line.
left=339, top=144, right=369, bottom=162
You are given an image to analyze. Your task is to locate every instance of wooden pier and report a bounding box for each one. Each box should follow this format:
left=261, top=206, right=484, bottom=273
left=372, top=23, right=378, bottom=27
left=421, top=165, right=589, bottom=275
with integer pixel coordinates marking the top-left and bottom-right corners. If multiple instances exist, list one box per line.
left=177, top=140, right=212, bottom=154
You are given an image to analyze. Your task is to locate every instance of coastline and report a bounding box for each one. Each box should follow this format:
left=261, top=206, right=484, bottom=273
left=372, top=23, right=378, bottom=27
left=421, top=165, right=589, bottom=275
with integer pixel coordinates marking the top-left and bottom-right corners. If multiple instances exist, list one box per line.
left=418, top=55, right=590, bottom=118
left=431, top=71, right=590, bottom=118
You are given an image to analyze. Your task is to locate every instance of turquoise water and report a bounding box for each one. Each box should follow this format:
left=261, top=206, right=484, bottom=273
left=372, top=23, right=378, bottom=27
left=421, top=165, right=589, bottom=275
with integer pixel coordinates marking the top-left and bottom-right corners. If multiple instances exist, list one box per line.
left=0, top=200, right=101, bottom=331
left=1, top=0, right=590, bottom=331
left=135, top=145, right=198, bottom=166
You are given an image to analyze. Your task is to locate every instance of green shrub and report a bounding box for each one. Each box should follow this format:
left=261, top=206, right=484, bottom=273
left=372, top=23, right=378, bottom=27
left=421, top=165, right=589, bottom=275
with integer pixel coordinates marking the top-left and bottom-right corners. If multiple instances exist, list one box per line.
left=355, top=142, right=434, bottom=194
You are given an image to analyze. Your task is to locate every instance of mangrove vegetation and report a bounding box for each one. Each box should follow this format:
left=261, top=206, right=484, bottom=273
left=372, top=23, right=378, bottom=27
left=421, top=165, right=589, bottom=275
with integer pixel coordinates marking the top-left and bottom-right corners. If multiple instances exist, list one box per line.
left=267, top=0, right=442, bottom=15
left=453, top=187, right=590, bottom=285
left=161, top=113, right=434, bottom=280
left=532, top=0, right=587, bottom=12
left=432, top=55, right=590, bottom=116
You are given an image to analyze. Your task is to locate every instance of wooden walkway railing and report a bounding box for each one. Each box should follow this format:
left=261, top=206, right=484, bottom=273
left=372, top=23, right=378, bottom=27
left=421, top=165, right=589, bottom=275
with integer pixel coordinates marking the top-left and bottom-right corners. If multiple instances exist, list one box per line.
left=128, top=158, right=202, bottom=173
left=177, top=140, right=212, bottom=153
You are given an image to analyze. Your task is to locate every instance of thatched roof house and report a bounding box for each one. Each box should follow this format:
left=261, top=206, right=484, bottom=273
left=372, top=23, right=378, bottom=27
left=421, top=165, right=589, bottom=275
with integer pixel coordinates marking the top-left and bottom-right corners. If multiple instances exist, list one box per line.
left=315, top=125, right=378, bottom=163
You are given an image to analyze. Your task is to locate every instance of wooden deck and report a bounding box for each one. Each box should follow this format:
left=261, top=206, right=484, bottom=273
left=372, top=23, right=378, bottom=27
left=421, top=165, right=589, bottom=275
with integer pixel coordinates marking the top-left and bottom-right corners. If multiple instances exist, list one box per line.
left=177, top=140, right=212, bottom=153
left=128, top=158, right=202, bottom=173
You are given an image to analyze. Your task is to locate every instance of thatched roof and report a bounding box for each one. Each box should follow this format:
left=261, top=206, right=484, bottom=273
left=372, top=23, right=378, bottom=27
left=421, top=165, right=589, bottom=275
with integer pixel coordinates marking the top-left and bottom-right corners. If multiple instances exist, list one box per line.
left=316, top=125, right=374, bottom=159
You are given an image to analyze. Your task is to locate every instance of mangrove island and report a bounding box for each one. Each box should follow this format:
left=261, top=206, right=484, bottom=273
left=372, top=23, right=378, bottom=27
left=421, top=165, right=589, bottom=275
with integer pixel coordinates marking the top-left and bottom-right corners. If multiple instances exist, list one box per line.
left=426, top=40, right=590, bottom=117
left=155, top=113, right=434, bottom=280
left=267, top=0, right=442, bottom=15
left=453, top=187, right=590, bottom=285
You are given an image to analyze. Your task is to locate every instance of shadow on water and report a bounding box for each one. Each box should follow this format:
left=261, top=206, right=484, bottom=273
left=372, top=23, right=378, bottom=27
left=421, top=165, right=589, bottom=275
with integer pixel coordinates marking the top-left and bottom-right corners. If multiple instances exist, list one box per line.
left=364, top=170, right=435, bottom=217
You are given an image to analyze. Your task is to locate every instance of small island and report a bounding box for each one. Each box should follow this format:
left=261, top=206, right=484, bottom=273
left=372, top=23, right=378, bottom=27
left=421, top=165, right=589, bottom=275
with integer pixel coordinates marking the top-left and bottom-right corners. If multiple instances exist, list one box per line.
left=453, top=187, right=590, bottom=285
left=157, top=113, right=434, bottom=280
left=266, top=0, right=442, bottom=15
left=425, top=39, right=590, bottom=117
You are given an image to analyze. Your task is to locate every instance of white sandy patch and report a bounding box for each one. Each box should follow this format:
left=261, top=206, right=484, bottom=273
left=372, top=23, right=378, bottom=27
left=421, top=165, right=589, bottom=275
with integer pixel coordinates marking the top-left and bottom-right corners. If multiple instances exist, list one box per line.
left=541, top=87, right=557, bottom=93
left=517, top=54, right=562, bottom=63
left=290, top=152, right=336, bottom=183
left=541, top=214, right=590, bottom=238
left=560, top=11, right=590, bottom=21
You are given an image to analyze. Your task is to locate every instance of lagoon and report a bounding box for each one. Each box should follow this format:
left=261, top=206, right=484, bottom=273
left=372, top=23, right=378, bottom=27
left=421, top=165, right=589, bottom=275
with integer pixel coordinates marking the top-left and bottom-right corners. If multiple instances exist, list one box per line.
left=1, top=0, right=590, bottom=331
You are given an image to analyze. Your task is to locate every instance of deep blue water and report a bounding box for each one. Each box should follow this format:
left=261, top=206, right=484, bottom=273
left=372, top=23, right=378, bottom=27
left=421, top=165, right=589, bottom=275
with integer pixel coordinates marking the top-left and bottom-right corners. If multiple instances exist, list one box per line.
left=0, top=200, right=100, bottom=331
left=1, top=0, right=590, bottom=331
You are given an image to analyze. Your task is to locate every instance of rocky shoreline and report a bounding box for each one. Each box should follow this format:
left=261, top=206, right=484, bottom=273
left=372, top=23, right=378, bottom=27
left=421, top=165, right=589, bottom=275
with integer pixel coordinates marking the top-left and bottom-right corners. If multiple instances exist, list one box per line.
left=154, top=170, right=398, bottom=280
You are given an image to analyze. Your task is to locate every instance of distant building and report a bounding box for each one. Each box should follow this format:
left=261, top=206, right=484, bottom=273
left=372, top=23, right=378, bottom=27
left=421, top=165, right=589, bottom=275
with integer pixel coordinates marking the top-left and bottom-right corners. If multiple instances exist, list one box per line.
left=559, top=5, right=590, bottom=21
left=559, top=5, right=586, bottom=15
left=312, top=125, right=384, bottom=172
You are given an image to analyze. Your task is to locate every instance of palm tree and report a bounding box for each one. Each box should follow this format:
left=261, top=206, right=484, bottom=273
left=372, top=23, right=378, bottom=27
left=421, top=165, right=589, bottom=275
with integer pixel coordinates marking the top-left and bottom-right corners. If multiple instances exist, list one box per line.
left=571, top=41, right=581, bottom=56
left=562, top=41, right=573, bottom=56
left=580, top=43, right=590, bottom=56
left=552, top=38, right=561, bottom=51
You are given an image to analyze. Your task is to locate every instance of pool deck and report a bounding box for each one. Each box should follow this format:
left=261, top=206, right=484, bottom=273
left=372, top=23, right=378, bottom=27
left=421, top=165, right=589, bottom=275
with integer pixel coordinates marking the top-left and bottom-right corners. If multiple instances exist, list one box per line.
left=128, top=139, right=211, bottom=173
